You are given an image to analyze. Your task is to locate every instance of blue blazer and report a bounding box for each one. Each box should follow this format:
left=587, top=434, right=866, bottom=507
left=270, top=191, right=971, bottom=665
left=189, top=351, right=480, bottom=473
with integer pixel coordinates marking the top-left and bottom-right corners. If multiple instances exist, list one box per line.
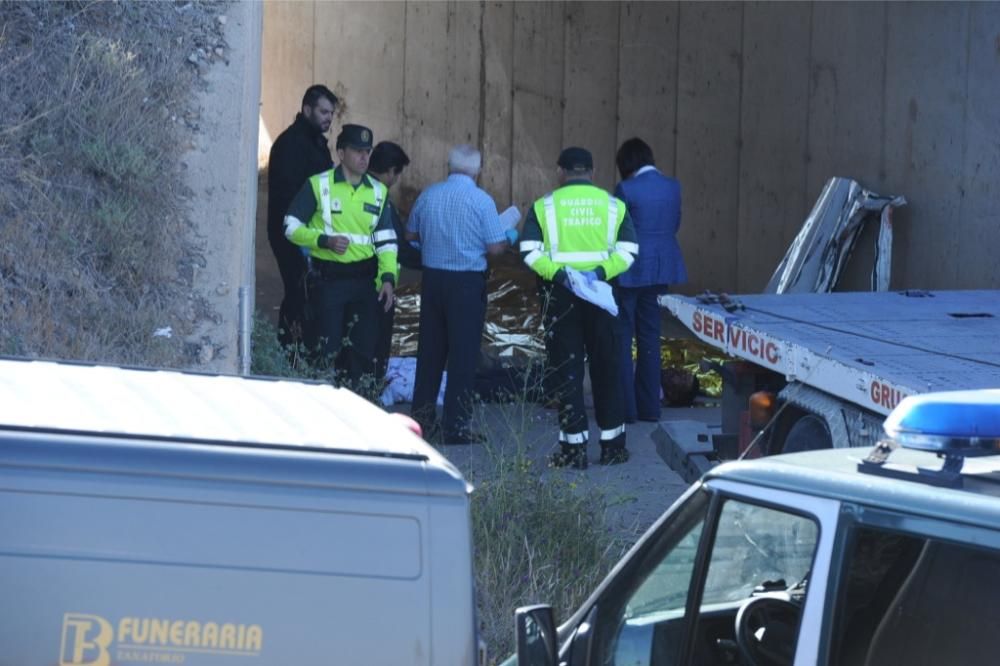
left=614, top=168, right=687, bottom=288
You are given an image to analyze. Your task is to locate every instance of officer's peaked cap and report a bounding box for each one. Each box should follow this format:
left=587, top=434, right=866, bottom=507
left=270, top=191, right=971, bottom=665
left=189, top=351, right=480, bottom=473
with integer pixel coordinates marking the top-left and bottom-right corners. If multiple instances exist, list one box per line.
left=557, top=147, right=593, bottom=171
left=337, top=124, right=374, bottom=150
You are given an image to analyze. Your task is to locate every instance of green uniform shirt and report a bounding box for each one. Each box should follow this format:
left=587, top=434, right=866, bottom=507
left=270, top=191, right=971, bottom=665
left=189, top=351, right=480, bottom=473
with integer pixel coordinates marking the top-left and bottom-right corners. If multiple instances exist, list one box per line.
left=284, top=166, right=399, bottom=285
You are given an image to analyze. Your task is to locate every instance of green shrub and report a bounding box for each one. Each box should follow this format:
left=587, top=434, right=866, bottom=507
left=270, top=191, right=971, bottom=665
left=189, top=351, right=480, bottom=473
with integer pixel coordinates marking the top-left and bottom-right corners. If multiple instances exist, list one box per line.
left=250, top=313, right=325, bottom=379
left=251, top=312, right=391, bottom=404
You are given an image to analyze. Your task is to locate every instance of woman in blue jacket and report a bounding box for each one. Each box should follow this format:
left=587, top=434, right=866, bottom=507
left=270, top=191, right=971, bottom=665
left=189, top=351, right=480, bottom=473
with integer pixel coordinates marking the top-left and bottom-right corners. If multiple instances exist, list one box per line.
left=614, top=138, right=688, bottom=422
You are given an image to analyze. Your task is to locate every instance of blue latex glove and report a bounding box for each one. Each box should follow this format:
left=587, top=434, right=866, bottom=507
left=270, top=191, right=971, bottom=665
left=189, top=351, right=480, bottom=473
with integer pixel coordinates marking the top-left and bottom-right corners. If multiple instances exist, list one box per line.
left=581, top=270, right=599, bottom=284
left=504, top=228, right=519, bottom=246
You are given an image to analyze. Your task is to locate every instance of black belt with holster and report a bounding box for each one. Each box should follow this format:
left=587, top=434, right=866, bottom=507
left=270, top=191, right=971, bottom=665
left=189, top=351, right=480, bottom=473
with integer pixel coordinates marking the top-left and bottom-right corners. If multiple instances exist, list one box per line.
left=309, top=256, right=377, bottom=281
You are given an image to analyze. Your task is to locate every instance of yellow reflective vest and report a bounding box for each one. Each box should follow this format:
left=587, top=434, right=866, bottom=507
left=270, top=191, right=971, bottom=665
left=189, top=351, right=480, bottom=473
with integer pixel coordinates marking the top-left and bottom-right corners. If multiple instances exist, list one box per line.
left=525, top=183, right=633, bottom=281
left=287, top=168, right=398, bottom=283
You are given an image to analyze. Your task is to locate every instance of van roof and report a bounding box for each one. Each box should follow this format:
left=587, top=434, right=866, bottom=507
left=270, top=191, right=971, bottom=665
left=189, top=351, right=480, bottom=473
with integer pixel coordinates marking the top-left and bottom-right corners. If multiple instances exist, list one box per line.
left=0, top=357, right=442, bottom=463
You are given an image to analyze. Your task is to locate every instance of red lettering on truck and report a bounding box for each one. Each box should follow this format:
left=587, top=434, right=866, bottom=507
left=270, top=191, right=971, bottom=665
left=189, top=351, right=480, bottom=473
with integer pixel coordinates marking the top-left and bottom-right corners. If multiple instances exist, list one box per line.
left=695, top=311, right=780, bottom=366
left=764, top=341, right=779, bottom=364
left=870, top=381, right=905, bottom=410
left=727, top=327, right=781, bottom=367
left=693, top=311, right=725, bottom=344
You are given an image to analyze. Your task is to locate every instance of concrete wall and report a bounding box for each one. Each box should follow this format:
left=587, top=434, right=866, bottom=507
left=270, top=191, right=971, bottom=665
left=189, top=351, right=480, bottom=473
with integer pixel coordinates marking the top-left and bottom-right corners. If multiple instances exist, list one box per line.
left=187, top=0, right=261, bottom=373
left=259, top=1, right=1000, bottom=293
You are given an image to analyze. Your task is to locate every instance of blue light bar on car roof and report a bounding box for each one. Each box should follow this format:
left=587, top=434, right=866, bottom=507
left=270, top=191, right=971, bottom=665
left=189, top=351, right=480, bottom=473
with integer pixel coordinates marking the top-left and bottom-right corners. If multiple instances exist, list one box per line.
left=884, top=390, right=1000, bottom=457
left=859, top=390, right=1000, bottom=487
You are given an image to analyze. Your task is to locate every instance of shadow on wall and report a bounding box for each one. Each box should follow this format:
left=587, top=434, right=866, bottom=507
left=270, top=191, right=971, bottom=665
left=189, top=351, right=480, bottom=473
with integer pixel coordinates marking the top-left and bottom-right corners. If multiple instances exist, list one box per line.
left=254, top=168, right=281, bottom=327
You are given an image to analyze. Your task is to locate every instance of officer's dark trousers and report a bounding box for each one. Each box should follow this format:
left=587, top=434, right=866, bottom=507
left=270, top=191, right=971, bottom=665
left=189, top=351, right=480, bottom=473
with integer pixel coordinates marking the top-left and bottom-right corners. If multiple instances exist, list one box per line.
left=617, top=285, right=667, bottom=422
left=541, top=282, right=627, bottom=452
left=268, top=233, right=307, bottom=349
left=374, top=300, right=395, bottom=385
left=311, top=274, right=377, bottom=390
left=412, top=268, right=487, bottom=441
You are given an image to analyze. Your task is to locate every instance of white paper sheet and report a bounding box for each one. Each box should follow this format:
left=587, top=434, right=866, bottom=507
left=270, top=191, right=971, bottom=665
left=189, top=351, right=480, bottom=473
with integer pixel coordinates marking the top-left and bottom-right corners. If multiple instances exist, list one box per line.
left=499, top=205, right=521, bottom=229
left=564, top=267, right=619, bottom=316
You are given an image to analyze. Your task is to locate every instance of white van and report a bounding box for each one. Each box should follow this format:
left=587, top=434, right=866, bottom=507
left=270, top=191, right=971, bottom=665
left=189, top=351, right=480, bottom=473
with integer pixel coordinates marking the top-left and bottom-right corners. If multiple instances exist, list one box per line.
left=0, top=358, right=479, bottom=666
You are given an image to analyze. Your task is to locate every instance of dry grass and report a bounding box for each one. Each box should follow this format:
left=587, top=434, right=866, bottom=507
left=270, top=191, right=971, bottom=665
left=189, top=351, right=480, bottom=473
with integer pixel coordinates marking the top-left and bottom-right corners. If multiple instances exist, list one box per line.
left=468, top=436, right=630, bottom=662
left=456, top=346, right=640, bottom=660
left=0, top=1, right=225, bottom=364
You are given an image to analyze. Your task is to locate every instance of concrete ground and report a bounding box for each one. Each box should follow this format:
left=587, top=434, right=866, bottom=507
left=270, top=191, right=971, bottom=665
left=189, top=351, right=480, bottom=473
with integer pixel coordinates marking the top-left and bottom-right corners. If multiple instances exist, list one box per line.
left=421, top=401, right=722, bottom=544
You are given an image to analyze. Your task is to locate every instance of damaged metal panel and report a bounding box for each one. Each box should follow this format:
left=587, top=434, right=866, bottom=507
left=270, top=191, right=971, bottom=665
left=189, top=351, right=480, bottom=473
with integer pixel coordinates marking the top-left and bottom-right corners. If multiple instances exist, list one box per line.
left=765, top=177, right=905, bottom=294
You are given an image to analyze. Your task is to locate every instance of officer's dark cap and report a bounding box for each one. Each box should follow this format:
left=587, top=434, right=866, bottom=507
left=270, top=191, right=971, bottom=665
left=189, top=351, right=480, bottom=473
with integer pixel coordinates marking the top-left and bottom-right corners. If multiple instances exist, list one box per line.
left=557, top=147, right=593, bottom=171
left=337, top=124, right=374, bottom=150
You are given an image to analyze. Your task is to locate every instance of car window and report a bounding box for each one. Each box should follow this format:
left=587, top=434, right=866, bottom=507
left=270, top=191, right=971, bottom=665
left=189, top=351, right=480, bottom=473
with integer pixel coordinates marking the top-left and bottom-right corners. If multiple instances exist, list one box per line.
left=597, top=488, right=709, bottom=666
left=829, top=525, right=1000, bottom=666
left=625, top=520, right=704, bottom=618
left=600, top=493, right=818, bottom=666
left=701, top=500, right=817, bottom=604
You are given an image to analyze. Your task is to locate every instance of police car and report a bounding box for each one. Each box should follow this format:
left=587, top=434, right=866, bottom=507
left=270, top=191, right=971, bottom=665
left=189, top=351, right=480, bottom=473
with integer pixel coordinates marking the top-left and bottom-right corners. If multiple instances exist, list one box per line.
left=513, top=389, right=1000, bottom=665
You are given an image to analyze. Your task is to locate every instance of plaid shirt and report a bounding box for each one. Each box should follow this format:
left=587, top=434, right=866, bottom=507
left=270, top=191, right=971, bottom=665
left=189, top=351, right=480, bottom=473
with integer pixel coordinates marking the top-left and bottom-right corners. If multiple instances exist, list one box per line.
left=407, top=174, right=505, bottom=271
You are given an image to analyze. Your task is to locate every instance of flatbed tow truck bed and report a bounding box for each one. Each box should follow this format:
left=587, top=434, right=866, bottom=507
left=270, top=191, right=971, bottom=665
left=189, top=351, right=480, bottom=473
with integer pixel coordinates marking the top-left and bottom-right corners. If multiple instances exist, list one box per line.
left=661, top=289, right=1000, bottom=417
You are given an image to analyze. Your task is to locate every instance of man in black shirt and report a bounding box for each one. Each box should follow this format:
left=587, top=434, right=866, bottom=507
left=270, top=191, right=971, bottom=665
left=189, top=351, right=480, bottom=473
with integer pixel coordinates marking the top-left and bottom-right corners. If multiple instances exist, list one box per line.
left=266, top=85, right=338, bottom=349
left=367, top=141, right=420, bottom=385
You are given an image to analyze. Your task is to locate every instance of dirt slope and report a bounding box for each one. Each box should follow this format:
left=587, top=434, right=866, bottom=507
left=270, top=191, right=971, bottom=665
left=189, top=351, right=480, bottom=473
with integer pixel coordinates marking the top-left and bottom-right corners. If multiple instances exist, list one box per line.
left=0, top=1, right=259, bottom=372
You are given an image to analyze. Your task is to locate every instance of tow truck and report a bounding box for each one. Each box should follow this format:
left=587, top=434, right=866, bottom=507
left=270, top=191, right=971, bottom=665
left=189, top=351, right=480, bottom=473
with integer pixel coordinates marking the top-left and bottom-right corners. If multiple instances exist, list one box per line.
left=657, top=288, right=1000, bottom=475
left=653, top=176, right=999, bottom=473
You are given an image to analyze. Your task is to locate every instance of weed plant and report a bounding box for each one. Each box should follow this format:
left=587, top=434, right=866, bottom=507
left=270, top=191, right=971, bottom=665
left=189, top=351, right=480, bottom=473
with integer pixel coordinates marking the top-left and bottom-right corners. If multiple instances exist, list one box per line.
left=250, top=313, right=387, bottom=402
left=250, top=313, right=326, bottom=380
left=0, top=2, right=222, bottom=364
left=469, top=443, right=629, bottom=662
left=463, top=359, right=634, bottom=662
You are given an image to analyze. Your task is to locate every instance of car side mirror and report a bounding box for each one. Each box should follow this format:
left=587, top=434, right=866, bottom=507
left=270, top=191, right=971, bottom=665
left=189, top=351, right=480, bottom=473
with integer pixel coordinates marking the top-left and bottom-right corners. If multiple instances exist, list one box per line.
left=515, top=604, right=558, bottom=666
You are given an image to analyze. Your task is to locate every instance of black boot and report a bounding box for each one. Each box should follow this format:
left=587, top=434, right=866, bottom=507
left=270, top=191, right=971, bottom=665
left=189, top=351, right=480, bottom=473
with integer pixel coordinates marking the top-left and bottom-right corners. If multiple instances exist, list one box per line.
left=550, top=444, right=588, bottom=470
left=599, top=447, right=630, bottom=465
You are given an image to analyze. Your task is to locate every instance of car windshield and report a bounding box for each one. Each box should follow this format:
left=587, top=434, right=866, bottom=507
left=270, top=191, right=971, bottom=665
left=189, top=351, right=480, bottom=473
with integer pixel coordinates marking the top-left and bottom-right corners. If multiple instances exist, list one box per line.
left=701, top=499, right=817, bottom=603
left=605, top=490, right=820, bottom=666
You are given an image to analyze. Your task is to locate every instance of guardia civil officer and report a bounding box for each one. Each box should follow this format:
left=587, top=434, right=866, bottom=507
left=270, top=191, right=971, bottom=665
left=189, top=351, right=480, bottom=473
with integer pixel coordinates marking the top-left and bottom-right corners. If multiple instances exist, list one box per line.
left=284, top=124, right=398, bottom=392
left=520, top=147, right=639, bottom=468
